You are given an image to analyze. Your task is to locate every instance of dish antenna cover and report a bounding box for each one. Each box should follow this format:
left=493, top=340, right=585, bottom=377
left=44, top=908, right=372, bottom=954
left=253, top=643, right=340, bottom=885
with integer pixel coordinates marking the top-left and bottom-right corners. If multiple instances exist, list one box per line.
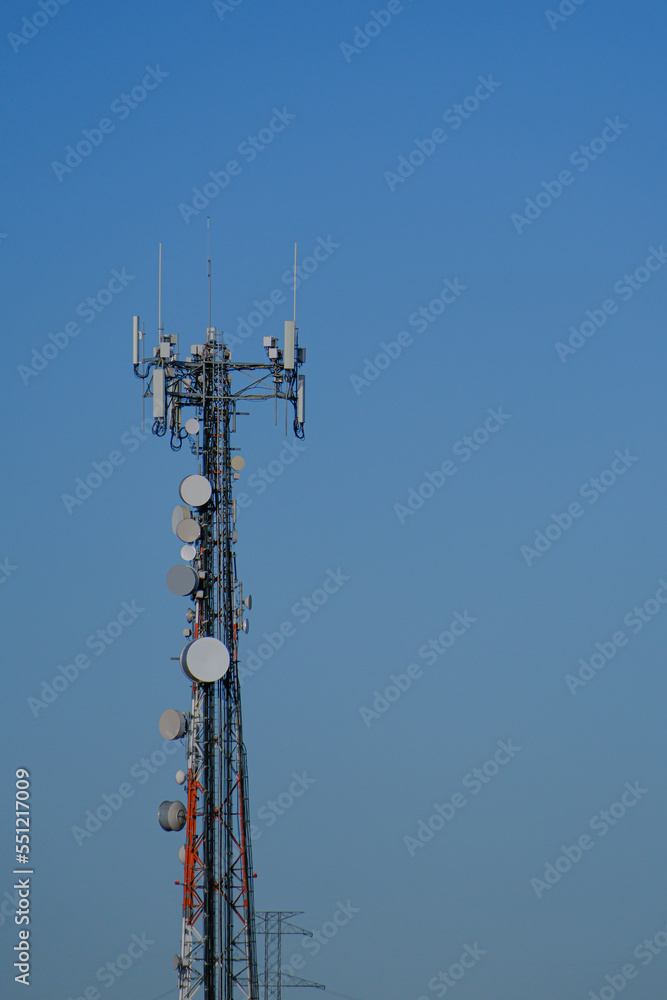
left=172, top=505, right=191, bottom=534
left=176, top=519, right=201, bottom=543
left=179, top=475, right=212, bottom=507
left=159, top=709, right=187, bottom=740
left=166, top=565, right=199, bottom=596
left=158, top=800, right=186, bottom=832
left=181, top=637, right=230, bottom=683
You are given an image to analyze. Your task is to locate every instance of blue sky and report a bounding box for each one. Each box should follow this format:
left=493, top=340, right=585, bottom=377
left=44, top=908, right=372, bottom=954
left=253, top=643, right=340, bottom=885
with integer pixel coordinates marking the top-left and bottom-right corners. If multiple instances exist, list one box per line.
left=2, top=1, right=667, bottom=998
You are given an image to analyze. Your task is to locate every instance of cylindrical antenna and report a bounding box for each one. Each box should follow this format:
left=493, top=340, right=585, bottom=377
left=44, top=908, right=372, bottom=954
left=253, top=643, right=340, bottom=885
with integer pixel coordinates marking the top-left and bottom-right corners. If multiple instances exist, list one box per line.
left=158, top=242, right=163, bottom=336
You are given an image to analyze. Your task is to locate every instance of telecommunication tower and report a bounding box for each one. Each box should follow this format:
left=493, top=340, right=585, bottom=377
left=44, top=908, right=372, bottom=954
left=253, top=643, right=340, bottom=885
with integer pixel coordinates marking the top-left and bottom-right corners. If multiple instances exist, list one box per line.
left=132, top=248, right=306, bottom=1000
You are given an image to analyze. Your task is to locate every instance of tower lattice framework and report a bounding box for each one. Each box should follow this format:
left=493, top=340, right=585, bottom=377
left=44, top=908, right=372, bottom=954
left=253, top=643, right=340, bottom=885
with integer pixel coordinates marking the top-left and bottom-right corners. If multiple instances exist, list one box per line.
left=134, top=313, right=305, bottom=1000
left=256, top=911, right=324, bottom=1000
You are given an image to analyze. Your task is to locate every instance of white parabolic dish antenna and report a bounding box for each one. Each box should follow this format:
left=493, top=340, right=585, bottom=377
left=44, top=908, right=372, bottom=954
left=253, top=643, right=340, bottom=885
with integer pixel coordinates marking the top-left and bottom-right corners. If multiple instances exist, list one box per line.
left=176, top=518, right=201, bottom=543
left=172, top=505, right=191, bottom=534
left=181, top=637, right=230, bottom=683
left=159, top=709, right=186, bottom=741
left=179, top=475, right=212, bottom=507
left=166, top=565, right=199, bottom=597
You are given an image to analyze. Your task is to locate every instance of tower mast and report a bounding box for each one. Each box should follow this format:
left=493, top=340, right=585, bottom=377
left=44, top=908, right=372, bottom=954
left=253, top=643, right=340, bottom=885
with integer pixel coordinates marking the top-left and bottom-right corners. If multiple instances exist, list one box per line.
left=133, top=258, right=306, bottom=999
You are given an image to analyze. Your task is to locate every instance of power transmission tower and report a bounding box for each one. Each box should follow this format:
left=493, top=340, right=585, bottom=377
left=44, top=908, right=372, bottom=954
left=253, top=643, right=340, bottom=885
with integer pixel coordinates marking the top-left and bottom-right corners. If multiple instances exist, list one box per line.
left=256, top=912, right=325, bottom=1000
left=132, top=261, right=306, bottom=1000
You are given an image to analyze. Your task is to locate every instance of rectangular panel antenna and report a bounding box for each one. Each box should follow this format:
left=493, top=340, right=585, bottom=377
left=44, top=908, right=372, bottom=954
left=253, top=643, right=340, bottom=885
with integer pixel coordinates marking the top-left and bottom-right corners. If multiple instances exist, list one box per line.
left=297, top=374, right=305, bottom=423
left=284, top=321, right=296, bottom=370
left=153, top=368, right=165, bottom=419
left=133, top=316, right=141, bottom=365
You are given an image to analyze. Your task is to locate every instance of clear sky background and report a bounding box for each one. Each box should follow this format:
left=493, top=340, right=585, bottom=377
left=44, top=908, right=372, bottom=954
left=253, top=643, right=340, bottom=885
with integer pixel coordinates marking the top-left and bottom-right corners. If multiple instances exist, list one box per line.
left=2, top=1, right=667, bottom=998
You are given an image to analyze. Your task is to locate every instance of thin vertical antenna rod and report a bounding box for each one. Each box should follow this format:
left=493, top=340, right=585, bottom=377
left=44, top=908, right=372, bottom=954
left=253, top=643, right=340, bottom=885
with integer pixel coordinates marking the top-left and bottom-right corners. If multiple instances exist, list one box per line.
left=293, top=242, right=297, bottom=324
left=207, top=217, right=212, bottom=330
left=158, top=243, right=163, bottom=336
left=287, top=243, right=298, bottom=433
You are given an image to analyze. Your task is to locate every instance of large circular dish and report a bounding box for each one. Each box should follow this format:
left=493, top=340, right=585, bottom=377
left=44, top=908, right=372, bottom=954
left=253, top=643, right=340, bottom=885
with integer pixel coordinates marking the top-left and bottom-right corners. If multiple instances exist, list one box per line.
left=176, top=518, right=201, bottom=543
left=180, top=637, right=230, bottom=683
left=179, top=475, right=212, bottom=508
left=166, top=565, right=199, bottom=597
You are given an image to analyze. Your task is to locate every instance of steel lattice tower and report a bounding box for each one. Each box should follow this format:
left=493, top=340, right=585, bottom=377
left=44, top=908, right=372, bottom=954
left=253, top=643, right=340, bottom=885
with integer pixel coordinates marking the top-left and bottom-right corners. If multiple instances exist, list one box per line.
left=133, top=285, right=305, bottom=1000
left=256, top=912, right=324, bottom=1000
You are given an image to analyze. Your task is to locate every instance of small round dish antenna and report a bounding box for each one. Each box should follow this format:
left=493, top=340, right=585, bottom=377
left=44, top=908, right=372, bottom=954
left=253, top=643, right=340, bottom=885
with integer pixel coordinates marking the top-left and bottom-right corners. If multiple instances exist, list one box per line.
left=159, top=709, right=186, bottom=740
left=158, top=800, right=186, bottom=832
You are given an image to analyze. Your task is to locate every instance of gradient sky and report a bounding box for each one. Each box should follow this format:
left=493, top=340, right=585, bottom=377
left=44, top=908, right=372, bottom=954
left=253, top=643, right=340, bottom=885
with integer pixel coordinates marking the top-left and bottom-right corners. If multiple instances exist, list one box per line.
left=2, top=1, right=667, bottom=998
